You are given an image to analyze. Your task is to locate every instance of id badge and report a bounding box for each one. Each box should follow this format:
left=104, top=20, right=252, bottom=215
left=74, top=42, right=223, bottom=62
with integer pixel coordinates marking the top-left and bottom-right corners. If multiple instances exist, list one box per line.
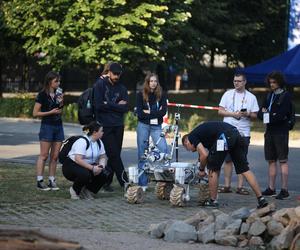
left=216, top=139, right=225, bottom=151
left=150, top=119, right=158, bottom=125
left=263, top=112, right=270, bottom=124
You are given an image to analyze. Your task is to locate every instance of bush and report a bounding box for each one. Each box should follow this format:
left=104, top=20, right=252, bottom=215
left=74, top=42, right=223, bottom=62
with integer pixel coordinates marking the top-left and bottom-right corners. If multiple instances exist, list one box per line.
left=0, top=94, right=34, bottom=118
left=124, top=111, right=138, bottom=131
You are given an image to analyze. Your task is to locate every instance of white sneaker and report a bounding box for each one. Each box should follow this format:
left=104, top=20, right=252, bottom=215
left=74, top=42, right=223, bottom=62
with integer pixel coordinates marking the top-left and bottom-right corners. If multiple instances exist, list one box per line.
left=69, top=187, right=80, bottom=200
left=80, top=187, right=94, bottom=199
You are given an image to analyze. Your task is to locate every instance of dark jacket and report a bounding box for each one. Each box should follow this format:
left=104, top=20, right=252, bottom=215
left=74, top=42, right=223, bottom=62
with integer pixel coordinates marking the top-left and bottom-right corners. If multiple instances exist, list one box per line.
left=257, top=90, right=291, bottom=134
left=93, top=77, right=129, bottom=127
left=136, top=91, right=167, bottom=125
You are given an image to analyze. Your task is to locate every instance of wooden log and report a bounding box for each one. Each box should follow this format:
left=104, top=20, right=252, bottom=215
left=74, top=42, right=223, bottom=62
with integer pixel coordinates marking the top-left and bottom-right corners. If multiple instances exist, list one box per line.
left=0, top=229, right=82, bottom=250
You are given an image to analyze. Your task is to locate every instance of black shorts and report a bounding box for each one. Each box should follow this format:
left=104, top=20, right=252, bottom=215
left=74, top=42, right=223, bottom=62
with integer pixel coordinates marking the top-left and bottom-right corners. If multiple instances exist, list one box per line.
left=264, top=133, right=289, bottom=162
left=207, top=130, right=249, bottom=174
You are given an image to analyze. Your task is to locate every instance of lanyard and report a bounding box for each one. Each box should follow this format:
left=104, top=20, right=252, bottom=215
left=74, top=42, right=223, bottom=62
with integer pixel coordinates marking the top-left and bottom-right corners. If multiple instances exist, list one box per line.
left=147, top=101, right=159, bottom=110
left=267, top=93, right=275, bottom=112
left=89, top=139, right=99, bottom=163
left=232, top=91, right=246, bottom=111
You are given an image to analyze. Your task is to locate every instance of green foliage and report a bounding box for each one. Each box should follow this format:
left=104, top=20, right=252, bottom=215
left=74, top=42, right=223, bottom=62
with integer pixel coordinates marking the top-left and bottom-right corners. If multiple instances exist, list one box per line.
left=187, top=113, right=204, bottom=132
left=62, top=103, right=78, bottom=123
left=124, top=111, right=138, bottom=131
left=0, top=94, right=34, bottom=117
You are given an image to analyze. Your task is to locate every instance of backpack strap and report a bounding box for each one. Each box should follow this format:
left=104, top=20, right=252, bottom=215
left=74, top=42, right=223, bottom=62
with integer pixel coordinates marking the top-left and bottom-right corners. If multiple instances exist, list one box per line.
left=79, top=136, right=90, bottom=150
left=96, top=139, right=101, bottom=150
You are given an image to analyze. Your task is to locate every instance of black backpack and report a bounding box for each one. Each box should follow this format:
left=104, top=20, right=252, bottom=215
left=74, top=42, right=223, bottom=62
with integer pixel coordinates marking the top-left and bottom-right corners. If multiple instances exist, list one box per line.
left=78, top=88, right=95, bottom=125
left=267, top=91, right=296, bottom=130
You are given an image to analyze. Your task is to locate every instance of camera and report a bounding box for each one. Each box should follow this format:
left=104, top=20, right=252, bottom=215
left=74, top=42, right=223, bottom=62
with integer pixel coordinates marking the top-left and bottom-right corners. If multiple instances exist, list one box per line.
left=101, top=167, right=111, bottom=178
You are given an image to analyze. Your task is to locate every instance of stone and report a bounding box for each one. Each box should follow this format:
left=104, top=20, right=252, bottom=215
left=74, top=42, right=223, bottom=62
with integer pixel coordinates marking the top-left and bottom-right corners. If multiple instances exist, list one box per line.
left=248, top=219, right=266, bottom=236
left=197, top=215, right=214, bottom=231
left=295, top=206, right=300, bottom=218
left=266, top=220, right=284, bottom=236
left=238, top=239, right=249, bottom=248
left=164, top=220, right=197, bottom=243
left=215, top=213, right=231, bottom=231
left=268, top=223, right=295, bottom=250
left=249, top=236, right=264, bottom=246
left=225, top=219, right=242, bottom=235
left=261, top=215, right=272, bottom=224
left=197, top=222, right=215, bottom=244
left=149, top=222, right=167, bottom=238
left=215, top=229, right=238, bottom=246
left=184, top=209, right=209, bottom=227
left=231, top=207, right=251, bottom=221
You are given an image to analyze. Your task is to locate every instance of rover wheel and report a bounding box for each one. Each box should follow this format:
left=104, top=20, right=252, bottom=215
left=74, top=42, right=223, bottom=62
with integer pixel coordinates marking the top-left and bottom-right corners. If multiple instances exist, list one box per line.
left=127, top=186, right=144, bottom=204
left=169, top=184, right=185, bottom=207
left=155, top=182, right=173, bottom=200
left=198, top=183, right=210, bottom=205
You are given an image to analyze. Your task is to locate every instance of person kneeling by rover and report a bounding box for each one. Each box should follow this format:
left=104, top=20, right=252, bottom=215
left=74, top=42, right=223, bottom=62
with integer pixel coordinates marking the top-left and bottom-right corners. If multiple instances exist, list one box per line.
left=182, top=121, right=269, bottom=209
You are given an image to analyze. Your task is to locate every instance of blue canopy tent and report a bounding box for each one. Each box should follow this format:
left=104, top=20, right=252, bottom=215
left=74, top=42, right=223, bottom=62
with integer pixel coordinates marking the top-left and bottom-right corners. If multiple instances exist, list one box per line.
left=237, top=44, right=300, bottom=85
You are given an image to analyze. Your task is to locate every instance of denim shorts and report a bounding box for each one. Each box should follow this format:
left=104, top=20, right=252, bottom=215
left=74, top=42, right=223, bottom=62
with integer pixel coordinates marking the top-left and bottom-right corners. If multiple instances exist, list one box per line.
left=39, top=123, right=64, bottom=142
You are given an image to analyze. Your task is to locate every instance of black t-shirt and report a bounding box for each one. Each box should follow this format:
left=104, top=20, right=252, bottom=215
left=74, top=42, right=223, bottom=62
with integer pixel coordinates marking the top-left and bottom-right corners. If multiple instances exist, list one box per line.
left=188, top=121, right=236, bottom=149
left=35, top=91, right=62, bottom=125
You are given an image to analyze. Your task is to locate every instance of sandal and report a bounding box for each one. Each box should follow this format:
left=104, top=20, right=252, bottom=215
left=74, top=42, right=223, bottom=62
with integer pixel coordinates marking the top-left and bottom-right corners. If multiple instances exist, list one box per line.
left=236, top=187, right=250, bottom=195
left=218, top=186, right=232, bottom=193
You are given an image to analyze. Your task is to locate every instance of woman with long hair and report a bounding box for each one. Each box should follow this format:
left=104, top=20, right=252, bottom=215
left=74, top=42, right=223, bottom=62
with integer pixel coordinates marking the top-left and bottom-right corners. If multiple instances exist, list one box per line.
left=136, top=73, right=168, bottom=190
left=33, top=71, right=64, bottom=191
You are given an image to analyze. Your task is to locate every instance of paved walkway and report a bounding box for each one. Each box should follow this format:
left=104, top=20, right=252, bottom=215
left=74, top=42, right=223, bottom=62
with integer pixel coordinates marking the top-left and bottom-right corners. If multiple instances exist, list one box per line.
left=0, top=117, right=299, bottom=249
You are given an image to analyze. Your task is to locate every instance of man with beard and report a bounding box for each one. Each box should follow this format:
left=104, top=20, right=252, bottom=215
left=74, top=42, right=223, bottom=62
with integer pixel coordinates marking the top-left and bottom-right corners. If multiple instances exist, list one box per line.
left=93, top=62, right=129, bottom=191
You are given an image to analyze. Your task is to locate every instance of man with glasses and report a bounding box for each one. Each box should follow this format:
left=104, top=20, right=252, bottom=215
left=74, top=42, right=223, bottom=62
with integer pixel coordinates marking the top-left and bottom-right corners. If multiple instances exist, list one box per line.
left=93, top=62, right=129, bottom=191
left=218, top=73, right=259, bottom=195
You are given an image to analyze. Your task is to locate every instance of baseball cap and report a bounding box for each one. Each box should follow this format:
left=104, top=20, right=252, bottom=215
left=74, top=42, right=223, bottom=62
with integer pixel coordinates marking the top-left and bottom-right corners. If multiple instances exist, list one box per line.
left=109, top=62, right=122, bottom=74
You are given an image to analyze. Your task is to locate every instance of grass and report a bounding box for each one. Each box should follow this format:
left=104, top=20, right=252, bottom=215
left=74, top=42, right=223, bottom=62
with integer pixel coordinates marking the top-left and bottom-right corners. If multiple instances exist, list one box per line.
left=0, top=163, right=124, bottom=204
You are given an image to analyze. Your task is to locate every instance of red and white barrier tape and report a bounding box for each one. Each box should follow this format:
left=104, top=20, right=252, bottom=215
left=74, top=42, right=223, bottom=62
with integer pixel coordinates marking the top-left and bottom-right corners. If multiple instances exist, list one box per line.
left=167, top=102, right=219, bottom=110
left=167, top=102, right=300, bottom=117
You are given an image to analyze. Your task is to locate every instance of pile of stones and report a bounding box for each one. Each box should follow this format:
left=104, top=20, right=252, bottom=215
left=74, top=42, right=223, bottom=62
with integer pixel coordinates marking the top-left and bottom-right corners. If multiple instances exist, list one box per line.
left=149, top=204, right=300, bottom=249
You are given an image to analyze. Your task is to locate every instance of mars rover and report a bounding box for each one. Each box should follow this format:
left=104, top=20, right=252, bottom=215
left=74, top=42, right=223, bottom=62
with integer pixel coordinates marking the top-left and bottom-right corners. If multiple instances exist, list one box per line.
left=125, top=113, right=210, bottom=206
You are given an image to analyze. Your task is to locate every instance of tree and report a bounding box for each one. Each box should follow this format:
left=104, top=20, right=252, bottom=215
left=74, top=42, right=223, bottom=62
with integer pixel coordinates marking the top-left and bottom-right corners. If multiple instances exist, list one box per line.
left=3, top=0, right=191, bottom=72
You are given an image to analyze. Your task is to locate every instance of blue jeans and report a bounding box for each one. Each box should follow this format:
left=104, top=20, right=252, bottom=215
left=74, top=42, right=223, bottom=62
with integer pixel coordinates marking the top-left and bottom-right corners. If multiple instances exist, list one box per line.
left=137, top=122, right=169, bottom=186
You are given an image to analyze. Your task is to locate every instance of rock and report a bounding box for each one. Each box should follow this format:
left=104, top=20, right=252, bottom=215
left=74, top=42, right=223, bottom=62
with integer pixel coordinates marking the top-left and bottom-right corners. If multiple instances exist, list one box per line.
left=225, top=219, right=242, bottom=235
left=184, top=209, right=209, bottom=227
left=248, top=219, right=266, bottom=236
left=197, top=222, right=215, bottom=244
left=149, top=222, right=167, bottom=238
left=215, top=229, right=238, bottom=246
left=164, top=220, right=197, bottom=243
left=240, top=222, right=250, bottom=235
left=249, top=236, right=264, bottom=246
left=295, top=206, right=300, bottom=218
left=261, top=215, right=272, bottom=224
left=238, top=239, right=249, bottom=248
left=268, top=223, right=295, bottom=250
left=215, top=213, right=231, bottom=231
left=231, top=207, right=251, bottom=221
left=197, top=215, right=214, bottom=231
left=266, top=220, right=284, bottom=236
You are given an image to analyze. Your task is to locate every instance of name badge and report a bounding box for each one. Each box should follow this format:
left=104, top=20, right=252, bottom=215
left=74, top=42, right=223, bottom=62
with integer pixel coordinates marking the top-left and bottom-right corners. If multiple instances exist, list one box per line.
left=216, top=139, right=225, bottom=151
left=150, top=119, right=158, bottom=125
left=263, top=113, right=270, bottom=124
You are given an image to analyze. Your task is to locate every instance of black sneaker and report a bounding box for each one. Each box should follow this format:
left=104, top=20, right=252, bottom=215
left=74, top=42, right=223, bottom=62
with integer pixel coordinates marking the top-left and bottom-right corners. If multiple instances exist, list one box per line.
left=37, top=180, right=50, bottom=191
left=257, top=196, right=268, bottom=209
left=262, top=187, right=276, bottom=197
left=48, top=180, right=60, bottom=191
left=275, top=189, right=290, bottom=200
left=201, top=199, right=219, bottom=208
left=102, top=185, right=114, bottom=192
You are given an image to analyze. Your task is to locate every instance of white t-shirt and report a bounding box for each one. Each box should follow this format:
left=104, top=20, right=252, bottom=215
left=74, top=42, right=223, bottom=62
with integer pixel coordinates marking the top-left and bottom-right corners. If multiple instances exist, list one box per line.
left=68, top=136, right=106, bottom=164
left=219, top=89, right=259, bottom=137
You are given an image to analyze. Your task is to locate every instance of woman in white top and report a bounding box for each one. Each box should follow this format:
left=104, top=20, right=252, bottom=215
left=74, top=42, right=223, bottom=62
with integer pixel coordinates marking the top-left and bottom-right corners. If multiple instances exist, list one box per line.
left=62, top=121, right=108, bottom=199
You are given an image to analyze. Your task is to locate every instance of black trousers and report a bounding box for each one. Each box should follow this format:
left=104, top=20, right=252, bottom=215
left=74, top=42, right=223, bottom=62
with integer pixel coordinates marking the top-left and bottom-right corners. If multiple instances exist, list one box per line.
left=101, top=125, right=128, bottom=187
left=62, top=158, right=107, bottom=194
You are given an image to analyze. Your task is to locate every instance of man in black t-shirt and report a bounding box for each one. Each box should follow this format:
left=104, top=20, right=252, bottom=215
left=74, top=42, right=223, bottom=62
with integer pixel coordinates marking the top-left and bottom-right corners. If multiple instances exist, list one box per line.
left=182, top=121, right=268, bottom=209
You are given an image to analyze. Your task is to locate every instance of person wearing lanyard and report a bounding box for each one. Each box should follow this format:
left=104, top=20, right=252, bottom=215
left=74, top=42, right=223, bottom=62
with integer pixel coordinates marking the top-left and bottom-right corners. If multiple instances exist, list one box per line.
left=136, top=73, right=168, bottom=191
left=182, top=121, right=268, bottom=209
left=62, top=121, right=108, bottom=200
left=218, top=73, right=259, bottom=195
left=258, top=71, right=292, bottom=200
